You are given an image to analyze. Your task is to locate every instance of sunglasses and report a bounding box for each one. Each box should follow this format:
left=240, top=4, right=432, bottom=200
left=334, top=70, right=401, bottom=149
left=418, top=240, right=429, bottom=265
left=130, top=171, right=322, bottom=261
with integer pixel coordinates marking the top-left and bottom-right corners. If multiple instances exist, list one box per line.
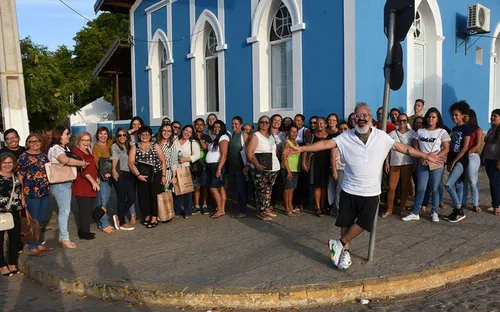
left=260, top=120, right=270, bottom=124
left=354, top=113, right=371, bottom=120
left=397, top=119, right=408, bottom=123
left=173, top=126, right=180, bottom=129
left=117, top=134, right=127, bottom=137
left=28, top=140, right=41, bottom=144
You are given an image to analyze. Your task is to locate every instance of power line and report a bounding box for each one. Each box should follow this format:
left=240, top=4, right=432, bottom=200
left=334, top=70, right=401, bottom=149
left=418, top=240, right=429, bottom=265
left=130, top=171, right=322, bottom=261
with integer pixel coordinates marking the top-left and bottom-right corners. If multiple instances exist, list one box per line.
left=59, top=0, right=91, bottom=22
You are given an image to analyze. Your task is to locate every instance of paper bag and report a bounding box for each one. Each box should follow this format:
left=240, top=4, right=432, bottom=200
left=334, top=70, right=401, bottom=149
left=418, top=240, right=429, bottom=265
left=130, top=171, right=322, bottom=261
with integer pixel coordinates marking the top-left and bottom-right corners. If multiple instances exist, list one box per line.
left=174, top=167, right=194, bottom=195
left=157, top=192, right=174, bottom=221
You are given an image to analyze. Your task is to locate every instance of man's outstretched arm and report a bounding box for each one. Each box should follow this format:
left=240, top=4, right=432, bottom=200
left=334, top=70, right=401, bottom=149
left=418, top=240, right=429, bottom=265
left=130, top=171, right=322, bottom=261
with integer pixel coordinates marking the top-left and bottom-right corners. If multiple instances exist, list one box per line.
left=393, top=142, right=440, bottom=164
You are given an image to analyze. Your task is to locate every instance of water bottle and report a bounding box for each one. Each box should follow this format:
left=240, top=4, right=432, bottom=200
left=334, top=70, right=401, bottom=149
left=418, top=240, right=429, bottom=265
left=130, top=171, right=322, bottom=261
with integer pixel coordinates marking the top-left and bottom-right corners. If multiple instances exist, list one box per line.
left=178, top=150, right=182, bottom=164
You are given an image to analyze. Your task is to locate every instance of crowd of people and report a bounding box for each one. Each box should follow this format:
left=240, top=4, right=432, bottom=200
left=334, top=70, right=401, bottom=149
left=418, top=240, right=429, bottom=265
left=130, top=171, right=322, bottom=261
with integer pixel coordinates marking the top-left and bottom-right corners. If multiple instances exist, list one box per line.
left=0, top=100, right=499, bottom=275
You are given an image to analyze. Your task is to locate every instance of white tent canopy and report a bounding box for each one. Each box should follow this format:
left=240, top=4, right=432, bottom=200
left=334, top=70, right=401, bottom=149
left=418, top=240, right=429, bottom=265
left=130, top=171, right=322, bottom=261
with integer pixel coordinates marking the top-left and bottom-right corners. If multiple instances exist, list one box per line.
left=70, top=97, right=116, bottom=126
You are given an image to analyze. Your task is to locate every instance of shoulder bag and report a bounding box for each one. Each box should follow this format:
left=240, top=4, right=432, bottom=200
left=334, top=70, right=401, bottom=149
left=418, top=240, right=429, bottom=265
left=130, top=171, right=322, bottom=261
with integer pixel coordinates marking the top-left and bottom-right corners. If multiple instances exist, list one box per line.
left=20, top=207, right=41, bottom=243
left=45, top=146, right=77, bottom=184
left=190, top=140, right=206, bottom=177
left=427, top=130, right=445, bottom=171
left=0, top=174, right=18, bottom=231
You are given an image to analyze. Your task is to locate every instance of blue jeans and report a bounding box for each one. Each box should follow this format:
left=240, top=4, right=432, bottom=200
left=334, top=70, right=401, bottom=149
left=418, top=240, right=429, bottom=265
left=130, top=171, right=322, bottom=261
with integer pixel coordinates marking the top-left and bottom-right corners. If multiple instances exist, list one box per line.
left=26, top=196, right=49, bottom=249
left=174, top=193, right=193, bottom=217
left=230, top=171, right=248, bottom=214
left=412, top=162, right=444, bottom=214
left=50, top=182, right=73, bottom=241
left=97, top=180, right=111, bottom=228
left=445, top=162, right=465, bottom=208
left=485, top=159, right=500, bottom=208
left=459, top=154, right=480, bottom=206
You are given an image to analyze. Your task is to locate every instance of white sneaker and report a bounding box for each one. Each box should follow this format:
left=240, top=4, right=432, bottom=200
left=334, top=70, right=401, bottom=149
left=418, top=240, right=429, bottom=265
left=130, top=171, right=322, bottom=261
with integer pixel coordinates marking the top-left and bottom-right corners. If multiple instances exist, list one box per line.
left=112, top=215, right=120, bottom=230
left=328, top=239, right=344, bottom=267
left=402, top=213, right=420, bottom=221
left=431, top=212, right=439, bottom=222
left=337, top=250, right=352, bottom=271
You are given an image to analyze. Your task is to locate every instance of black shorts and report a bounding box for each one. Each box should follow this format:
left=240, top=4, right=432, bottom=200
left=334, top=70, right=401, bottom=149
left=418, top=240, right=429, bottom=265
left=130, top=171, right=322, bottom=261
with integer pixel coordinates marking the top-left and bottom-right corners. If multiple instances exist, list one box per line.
left=335, top=191, right=379, bottom=232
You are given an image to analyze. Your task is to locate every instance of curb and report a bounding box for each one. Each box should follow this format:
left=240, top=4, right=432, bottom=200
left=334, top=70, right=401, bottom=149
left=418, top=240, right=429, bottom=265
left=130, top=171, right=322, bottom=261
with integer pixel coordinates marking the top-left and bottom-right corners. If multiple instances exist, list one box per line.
left=19, top=249, right=500, bottom=309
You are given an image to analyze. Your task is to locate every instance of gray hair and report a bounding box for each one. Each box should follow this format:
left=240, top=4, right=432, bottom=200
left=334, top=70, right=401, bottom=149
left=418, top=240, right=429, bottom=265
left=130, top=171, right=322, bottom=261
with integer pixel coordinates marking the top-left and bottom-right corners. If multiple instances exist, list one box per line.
left=355, top=102, right=371, bottom=112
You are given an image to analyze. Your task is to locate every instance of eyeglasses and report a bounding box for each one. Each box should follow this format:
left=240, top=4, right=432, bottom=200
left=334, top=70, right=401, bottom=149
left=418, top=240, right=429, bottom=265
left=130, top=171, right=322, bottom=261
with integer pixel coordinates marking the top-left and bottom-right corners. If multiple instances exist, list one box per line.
left=259, top=120, right=270, bottom=124
left=117, top=134, right=127, bottom=137
left=397, top=119, right=408, bottom=123
left=5, top=137, right=18, bottom=141
left=28, top=140, right=41, bottom=144
left=173, top=126, right=180, bottom=129
left=354, top=113, right=371, bottom=120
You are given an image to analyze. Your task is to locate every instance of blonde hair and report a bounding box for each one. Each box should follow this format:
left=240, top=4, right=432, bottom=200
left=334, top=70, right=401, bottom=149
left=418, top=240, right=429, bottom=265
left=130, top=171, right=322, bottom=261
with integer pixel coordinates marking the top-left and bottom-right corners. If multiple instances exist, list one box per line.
left=75, top=131, right=92, bottom=147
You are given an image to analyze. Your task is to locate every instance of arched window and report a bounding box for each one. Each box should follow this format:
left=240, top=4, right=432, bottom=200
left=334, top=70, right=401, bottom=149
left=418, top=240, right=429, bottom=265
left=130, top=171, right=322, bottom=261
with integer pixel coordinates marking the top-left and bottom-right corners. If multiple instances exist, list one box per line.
left=205, top=28, right=219, bottom=113
left=269, top=3, right=293, bottom=109
left=148, top=30, right=173, bottom=126
left=159, top=42, right=170, bottom=116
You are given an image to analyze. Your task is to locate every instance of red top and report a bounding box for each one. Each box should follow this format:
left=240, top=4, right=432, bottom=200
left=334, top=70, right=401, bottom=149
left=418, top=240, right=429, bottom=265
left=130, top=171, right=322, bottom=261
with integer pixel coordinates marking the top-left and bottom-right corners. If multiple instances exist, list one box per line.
left=468, top=128, right=478, bottom=150
left=72, top=147, right=97, bottom=198
left=376, top=121, right=397, bottom=133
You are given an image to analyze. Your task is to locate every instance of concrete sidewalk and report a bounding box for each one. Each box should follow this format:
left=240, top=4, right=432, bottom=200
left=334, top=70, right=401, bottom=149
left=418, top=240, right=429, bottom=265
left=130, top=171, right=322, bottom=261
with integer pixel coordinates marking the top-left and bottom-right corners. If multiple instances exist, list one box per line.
left=19, top=168, right=500, bottom=309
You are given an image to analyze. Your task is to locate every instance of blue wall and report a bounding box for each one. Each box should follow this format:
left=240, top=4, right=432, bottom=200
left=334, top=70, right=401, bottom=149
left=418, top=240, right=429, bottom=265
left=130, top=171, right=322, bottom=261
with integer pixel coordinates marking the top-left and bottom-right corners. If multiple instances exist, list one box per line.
left=302, top=0, right=345, bottom=119
left=224, top=0, right=253, bottom=123
left=355, top=0, right=500, bottom=129
left=133, top=1, right=151, bottom=124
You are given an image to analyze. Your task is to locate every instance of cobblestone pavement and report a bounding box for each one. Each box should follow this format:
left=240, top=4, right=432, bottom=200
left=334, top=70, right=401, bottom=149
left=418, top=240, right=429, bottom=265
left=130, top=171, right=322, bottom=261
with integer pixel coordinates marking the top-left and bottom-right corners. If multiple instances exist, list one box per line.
left=2, top=271, right=500, bottom=311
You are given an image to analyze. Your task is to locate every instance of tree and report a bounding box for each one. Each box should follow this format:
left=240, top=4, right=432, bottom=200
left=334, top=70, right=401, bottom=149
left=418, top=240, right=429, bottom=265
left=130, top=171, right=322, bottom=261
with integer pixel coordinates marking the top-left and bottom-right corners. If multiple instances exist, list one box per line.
left=21, top=37, right=78, bottom=130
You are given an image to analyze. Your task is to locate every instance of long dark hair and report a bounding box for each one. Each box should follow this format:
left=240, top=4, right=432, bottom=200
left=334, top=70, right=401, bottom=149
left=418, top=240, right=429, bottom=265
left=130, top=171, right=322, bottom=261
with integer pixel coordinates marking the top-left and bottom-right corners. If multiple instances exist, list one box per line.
left=156, top=124, right=175, bottom=147
left=179, top=125, right=195, bottom=141
left=468, top=109, right=479, bottom=132
left=51, top=125, right=70, bottom=147
left=113, top=127, right=131, bottom=152
left=211, top=120, right=228, bottom=152
left=492, top=109, right=500, bottom=141
left=423, top=107, right=445, bottom=129
left=129, top=116, right=144, bottom=130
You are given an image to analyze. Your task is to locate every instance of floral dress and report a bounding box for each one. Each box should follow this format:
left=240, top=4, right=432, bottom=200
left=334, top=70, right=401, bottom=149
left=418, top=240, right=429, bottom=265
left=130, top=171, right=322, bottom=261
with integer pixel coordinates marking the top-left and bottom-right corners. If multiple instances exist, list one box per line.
left=0, top=175, right=22, bottom=213
left=18, top=152, right=50, bottom=199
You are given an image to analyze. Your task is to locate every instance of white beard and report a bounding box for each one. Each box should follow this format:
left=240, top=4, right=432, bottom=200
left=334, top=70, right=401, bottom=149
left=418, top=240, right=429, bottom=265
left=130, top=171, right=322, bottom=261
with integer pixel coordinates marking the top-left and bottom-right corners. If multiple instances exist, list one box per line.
left=355, top=122, right=372, bottom=134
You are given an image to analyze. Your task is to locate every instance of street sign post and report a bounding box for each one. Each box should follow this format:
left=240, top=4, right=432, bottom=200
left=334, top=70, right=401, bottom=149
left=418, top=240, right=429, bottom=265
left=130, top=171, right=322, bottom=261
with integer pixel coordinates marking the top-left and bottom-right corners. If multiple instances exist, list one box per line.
left=368, top=0, right=414, bottom=262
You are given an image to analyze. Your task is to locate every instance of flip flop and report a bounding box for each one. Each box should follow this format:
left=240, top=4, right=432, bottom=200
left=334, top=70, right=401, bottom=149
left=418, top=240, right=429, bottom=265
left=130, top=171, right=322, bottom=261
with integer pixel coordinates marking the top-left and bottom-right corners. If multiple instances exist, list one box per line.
left=211, top=213, right=225, bottom=219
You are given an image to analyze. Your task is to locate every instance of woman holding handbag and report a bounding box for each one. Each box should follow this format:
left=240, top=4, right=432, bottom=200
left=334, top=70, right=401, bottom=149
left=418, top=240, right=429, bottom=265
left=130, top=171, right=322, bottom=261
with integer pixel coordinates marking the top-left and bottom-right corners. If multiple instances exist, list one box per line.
left=72, top=132, right=100, bottom=240
left=128, top=126, right=167, bottom=228
left=18, top=133, right=53, bottom=256
left=403, top=108, right=450, bottom=222
left=48, top=126, right=88, bottom=249
left=111, top=128, right=136, bottom=230
left=174, top=125, right=200, bottom=219
left=246, top=115, right=280, bottom=221
left=156, top=124, right=178, bottom=189
left=0, top=152, right=25, bottom=276
left=92, top=126, right=114, bottom=234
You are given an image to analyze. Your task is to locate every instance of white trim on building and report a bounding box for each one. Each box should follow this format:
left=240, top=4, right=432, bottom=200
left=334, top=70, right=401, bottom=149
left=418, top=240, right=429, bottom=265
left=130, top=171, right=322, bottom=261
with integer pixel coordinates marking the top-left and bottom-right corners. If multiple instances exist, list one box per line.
left=247, top=0, right=305, bottom=122
left=343, top=0, right=356, bottom=117
left=489, top=23, right=500, bottom=117
left=406, top=0, right=444, bottom=115
left=130, top=0, right=143, bottom=116
left=188, top=9, right=227, bottom=122
left=147, top=29, right=174, bottom=127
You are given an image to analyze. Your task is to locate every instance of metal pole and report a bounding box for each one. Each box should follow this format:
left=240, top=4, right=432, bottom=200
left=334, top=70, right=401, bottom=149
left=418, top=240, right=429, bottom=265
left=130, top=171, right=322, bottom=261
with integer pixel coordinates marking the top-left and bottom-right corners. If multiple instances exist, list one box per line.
left=368, top=10, right=395, bottom=262
left=115, top=73, right=120, bottom=120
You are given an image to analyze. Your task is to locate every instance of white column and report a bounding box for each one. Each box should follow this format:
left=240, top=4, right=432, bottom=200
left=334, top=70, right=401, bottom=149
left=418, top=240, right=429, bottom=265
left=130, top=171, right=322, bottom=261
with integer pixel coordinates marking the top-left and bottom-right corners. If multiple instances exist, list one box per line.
left=0, top=0, right=30, bottom=140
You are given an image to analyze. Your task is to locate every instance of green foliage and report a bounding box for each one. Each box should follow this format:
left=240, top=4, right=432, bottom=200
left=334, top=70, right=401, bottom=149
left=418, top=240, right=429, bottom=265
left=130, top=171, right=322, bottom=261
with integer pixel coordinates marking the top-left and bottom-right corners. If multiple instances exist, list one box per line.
left=21, top=13, right=129, bottom=130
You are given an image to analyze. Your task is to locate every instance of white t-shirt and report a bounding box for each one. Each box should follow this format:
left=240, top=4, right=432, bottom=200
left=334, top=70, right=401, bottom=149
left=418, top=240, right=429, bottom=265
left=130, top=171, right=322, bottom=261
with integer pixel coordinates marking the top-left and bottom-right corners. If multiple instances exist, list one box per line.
left=414, top=128, right=451, bottom=154
left=388, top=129, right=416, bottom=166
left=48, top=145, right=70, bottom=163
left=334, top=127, right=395, bottom=197
left=253, top=132, right=280, bottom=172
left=206, top=134, right=230, bottom=164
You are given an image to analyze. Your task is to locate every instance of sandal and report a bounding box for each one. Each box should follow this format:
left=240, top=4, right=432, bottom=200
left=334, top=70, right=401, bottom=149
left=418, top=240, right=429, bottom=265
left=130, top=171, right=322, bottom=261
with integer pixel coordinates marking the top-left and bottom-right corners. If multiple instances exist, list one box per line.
left=495, top=208, right=500, bottom=216
left=29, top=249, right=46, bottom=257
left=473, top=206, right=481, bottom=213
left=101, top=226, right=114, bottom=234
left=382, top=212, right=392, bottom=218
left=36, top=245, right=53, bottom=252
left=315, top=208, right=324, bottom=218
left=285, top=210, right=297, bottom=217
left=231, top=213, right=247, bottom=219
left=487, top=206, right=494, bottom=212
left=130, top=214, right=137, bottom=224
left=211, top=213, right=225, bottom=219
left=150, top=221, right=158, bottom=227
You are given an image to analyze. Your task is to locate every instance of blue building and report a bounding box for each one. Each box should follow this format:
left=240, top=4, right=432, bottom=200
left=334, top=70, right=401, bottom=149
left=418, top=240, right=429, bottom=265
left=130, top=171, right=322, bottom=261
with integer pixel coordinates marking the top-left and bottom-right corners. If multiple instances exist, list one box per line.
left=94, top=0, right=500, bottom=129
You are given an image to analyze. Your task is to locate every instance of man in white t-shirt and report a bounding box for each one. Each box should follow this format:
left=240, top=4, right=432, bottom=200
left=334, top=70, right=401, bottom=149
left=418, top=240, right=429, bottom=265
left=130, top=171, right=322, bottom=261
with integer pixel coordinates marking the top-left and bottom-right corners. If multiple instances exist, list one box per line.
left=285, top=102, right=440, bottom=271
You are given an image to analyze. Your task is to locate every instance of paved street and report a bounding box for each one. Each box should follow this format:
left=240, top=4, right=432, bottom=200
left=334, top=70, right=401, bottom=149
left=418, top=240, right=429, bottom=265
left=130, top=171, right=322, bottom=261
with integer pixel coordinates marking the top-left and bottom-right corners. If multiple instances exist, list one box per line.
left=2, top=270, right=500, bottom=311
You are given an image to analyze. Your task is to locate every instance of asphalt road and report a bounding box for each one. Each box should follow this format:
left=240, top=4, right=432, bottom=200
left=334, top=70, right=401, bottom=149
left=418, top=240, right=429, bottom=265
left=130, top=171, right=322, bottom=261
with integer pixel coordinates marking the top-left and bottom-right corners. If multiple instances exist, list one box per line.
left=1, top=271, right=500, bottom=311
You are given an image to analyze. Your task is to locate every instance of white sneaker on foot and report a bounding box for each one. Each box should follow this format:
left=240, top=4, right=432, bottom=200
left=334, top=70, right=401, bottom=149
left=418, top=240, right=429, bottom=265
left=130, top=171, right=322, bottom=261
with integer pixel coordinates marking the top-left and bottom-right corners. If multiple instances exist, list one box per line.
left=328, top=239, right=344, bottom=267
left=112, top=215, right=120, bottom=230
left=431, top=212, right=439, bottom=222
left=402, top=213, right=420, bottom=221
left=337, top=250, right=352, bottom=271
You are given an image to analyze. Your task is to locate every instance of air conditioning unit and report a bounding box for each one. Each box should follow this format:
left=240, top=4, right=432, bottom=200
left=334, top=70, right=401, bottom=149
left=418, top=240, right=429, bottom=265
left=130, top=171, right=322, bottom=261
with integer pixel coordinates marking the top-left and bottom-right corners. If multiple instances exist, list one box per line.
left=467, top=4, right=490, bottom=33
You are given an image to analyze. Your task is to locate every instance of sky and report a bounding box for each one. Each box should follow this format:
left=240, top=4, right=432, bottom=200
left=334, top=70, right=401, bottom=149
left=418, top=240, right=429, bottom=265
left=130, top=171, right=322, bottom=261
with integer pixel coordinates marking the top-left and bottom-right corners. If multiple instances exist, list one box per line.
left=16, top=0, right=98, bottom=51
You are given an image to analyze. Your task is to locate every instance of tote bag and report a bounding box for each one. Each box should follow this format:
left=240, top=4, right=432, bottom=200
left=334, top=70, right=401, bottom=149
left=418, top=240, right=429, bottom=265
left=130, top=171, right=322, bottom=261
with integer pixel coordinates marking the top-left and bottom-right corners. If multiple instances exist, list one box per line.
left=173, top=166, right=194, bottom=195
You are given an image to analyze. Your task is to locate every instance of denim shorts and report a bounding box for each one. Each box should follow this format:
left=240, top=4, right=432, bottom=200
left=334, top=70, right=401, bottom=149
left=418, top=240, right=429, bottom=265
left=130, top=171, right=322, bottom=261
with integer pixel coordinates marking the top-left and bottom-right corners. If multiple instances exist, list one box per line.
left=281, top=169, right=299, bottom=189
left=204, top=163, right=226, bottom=188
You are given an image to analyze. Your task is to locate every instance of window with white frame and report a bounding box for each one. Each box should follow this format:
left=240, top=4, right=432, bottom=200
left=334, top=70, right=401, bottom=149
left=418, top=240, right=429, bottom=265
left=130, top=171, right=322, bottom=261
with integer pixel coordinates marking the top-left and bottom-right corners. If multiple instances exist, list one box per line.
left=413, top=10, right=425, bottom=101
left=205, top=28, right=219, bottom=113
left=270, top=3, right=293, bottom=109
left=159, top=42, right=170, bottom=116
